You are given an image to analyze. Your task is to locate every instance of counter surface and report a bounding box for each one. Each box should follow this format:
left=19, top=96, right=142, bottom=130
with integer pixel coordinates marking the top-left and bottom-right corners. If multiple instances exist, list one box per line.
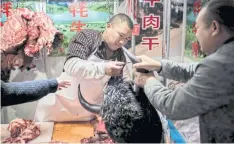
left=52, top=122, right=94, bottom=143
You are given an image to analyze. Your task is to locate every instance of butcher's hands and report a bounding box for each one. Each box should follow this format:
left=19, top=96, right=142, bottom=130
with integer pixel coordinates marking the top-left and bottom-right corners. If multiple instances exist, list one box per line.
left=104, top=61, right=125, bottom=76
left=133, top=69, right=156, bottom=88
left=133, top=55, right=162, bottom=72
left=56, top=78, right=71, bottom=90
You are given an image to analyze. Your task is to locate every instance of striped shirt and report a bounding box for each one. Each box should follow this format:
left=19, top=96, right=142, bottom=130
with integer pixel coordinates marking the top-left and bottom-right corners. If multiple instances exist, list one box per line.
left=65, top=29, right=126, bottom=63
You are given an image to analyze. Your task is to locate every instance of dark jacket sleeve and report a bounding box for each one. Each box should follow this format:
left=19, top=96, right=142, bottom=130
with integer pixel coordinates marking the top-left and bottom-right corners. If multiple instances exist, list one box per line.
left=1, top=79, right=58, bottom=107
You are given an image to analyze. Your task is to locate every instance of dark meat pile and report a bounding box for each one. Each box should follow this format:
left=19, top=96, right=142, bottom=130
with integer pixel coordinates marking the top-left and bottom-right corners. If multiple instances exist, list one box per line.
left=2, top=119, right=41, bottom=143
left=80, top=119, right=115, bottom=144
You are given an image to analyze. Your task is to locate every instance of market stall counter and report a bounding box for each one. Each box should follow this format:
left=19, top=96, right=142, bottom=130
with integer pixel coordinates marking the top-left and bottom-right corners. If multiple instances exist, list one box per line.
left=1, top=119, right=94, bottom=144
left=52, top=122, right=94, bottom=143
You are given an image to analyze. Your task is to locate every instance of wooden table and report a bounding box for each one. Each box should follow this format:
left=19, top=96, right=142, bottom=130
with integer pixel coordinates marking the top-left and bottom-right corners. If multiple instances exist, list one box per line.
left=52, top=122, right=94, bottom=143
left=52, top=122, right=171, bottom=143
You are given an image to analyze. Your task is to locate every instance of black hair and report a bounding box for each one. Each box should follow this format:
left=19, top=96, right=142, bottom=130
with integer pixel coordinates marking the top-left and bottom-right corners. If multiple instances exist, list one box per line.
left=108, top=13, right=134, bottom=29
left=204, top=0, right=234, bottom=33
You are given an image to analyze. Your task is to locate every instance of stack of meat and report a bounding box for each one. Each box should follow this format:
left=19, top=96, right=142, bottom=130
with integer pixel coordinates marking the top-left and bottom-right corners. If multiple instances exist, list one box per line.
left=0, top=8, right=63, bottom=57
left=80, top=118, right=115, bottom=144
left=0, top=7, right=63, bottom=82
left=41, top=141, right=69, bottom=144
left=2, top=119, right=41, bottom=143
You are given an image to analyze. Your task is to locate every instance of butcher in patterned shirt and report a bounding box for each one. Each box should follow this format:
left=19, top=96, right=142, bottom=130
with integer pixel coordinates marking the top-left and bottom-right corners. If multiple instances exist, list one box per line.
left=35, top=13, right=134, bottom=122
left=133, top=0, right=234, bottom=143
left=63, top=13, right=133, bottom=78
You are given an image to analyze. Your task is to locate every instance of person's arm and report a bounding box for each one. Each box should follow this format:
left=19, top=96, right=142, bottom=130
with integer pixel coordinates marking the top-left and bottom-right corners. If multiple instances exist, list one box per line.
left=144, top=58, right=233, bottom=120
left=64, top=58, right=106, bottom=80
left=64, top=31, right=106, bottom=80
left=158, top=59, right=199, bottom=83
left=1, top=79, right=58, bottom=107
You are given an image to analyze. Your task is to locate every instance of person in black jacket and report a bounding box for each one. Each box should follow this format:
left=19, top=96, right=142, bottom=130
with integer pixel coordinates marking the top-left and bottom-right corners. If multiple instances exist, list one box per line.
left=1, top=78, right=71, bottom=107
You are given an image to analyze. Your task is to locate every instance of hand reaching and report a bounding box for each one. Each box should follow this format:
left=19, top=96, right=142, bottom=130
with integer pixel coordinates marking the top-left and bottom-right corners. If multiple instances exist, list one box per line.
left=133, top=55, right=162, bottom=72
left=56, top=78, right=71, bottom=90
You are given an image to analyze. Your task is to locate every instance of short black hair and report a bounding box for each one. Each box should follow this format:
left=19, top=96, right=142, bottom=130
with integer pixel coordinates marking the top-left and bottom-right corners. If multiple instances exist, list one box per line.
left=109, top=13, right=134, bottom=29
left=204, top=0, right=234, bottom=33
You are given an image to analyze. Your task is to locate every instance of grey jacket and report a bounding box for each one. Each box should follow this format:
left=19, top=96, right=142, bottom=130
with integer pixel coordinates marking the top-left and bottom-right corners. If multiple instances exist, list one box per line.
left=144, top=41, right=234, bottom=143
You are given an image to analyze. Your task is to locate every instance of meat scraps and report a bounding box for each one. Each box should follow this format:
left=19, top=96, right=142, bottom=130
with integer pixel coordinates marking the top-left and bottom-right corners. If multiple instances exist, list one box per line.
left=80, top=118, right=115, bottom=144
left=40, top=141, right=69, bottom=144
left=6, top=119, right=33, bottom=138
left=2, top=119, right=41, bottom=143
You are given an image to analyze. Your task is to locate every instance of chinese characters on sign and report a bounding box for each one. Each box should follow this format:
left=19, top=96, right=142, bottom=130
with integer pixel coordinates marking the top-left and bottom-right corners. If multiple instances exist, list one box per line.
left=140, top=0, right=161, bottom=50
left=144, top=0, right=162, bottom=7
left=142, top=14, right=160, bottom=30
left=69, top=2, right=88, bottom=17
left=0, top=2, right=13, bottom=27
left=70, top=21, right=86, bottom=32
left=69, top=2, right=88, bottom=32
left=141, top=37, right=159, bottom=50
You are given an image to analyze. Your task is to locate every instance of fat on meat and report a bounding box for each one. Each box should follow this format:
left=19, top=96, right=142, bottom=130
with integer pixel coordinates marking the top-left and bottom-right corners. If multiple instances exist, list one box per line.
left=2, top=119, right=41, bottom=143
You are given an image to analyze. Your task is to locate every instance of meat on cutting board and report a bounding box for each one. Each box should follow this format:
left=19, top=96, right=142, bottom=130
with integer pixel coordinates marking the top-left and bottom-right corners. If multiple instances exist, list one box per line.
left=41, top=141, right=69, bottom=144
left=80, top=118, right=115, bottom=144
left=2, top=119, right=41, bottom=143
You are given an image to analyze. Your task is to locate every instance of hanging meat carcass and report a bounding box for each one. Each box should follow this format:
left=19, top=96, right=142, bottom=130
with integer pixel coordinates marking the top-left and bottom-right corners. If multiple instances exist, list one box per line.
left=0, top=8, right=63, bottom=82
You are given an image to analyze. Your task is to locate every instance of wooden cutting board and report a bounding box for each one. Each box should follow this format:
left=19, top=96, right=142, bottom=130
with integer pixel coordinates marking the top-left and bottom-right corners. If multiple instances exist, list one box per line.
left=52, top=122, right=94, bottom=143
left=1, top=122, right=54, bottom=143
